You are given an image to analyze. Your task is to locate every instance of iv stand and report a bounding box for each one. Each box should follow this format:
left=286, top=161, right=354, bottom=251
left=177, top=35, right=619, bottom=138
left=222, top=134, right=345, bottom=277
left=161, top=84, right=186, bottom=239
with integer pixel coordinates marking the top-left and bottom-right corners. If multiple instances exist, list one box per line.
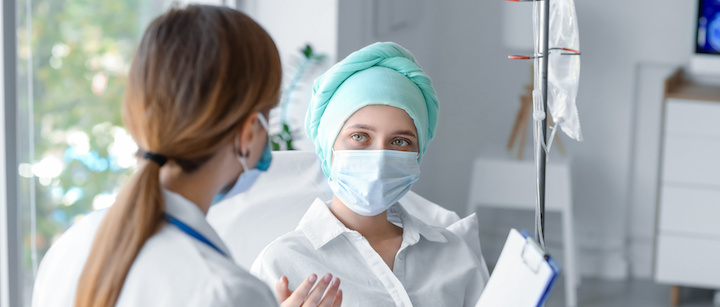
left=535, top=0, right=549, bottom=249
left=509, top=0, right=582, bottom=251
left=507, top=0, right=568, bottom=250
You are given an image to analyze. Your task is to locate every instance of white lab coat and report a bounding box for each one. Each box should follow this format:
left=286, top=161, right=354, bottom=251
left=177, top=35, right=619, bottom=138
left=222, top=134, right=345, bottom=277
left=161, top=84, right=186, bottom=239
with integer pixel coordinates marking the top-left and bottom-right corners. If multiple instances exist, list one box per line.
left=33, top=189, right=277, bottom=307
left=252, top=198, right=488, bottom=307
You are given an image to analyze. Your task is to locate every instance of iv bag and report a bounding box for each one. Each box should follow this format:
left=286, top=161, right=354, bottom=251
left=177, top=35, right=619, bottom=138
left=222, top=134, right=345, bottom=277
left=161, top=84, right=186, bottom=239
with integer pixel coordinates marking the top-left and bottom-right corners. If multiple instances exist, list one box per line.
left=534, top=0, right=583, bottom=142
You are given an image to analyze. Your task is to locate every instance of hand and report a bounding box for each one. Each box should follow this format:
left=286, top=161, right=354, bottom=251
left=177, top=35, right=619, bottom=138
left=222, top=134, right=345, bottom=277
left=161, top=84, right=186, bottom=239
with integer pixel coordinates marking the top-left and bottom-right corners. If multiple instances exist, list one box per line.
left=276, top=273, right=342, bottom=307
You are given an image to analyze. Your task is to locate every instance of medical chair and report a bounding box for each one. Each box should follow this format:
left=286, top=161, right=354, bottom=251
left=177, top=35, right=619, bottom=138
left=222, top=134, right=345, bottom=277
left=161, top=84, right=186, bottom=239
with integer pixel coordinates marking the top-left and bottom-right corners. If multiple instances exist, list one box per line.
left=206, top=150, right=489, bottom=280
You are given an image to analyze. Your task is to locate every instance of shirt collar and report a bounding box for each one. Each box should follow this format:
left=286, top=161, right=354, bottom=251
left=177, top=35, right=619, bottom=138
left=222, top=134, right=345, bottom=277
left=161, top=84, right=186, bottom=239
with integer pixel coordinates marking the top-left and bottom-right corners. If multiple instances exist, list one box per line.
left=297, top=198, right=348, bottom=250
left=388, top=202, right=448, bottom=245
left=298, top=198, right=447, bottom=250
left=162, top=189, right=232, bottom=258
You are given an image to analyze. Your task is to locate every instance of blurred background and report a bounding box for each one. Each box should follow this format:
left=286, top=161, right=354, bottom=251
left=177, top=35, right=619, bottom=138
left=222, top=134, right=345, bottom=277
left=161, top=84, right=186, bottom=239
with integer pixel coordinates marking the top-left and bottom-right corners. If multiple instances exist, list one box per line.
left=2, top=0, right=720, bottom=306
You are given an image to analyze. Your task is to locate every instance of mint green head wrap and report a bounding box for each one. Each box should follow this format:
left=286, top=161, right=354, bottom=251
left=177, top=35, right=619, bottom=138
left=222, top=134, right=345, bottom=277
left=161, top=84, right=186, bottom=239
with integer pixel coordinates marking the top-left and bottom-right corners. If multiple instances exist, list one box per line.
left=305, top=42, right=439, bottom=176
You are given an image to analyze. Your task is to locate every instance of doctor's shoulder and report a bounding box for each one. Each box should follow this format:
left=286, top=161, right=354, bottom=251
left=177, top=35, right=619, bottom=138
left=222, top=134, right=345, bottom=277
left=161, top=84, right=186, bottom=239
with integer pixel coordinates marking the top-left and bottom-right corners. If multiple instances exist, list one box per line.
left=33, top=209, right=109, bottom=307
left=114, top=222, right=277, bottom=306
left=34, top=209, right=277, bottom=307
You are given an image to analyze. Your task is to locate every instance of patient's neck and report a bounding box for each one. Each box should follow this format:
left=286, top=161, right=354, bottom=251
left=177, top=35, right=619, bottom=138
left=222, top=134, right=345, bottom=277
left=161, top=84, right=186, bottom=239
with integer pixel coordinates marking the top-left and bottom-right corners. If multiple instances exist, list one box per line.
left=329, top=196, right=401, bottom=240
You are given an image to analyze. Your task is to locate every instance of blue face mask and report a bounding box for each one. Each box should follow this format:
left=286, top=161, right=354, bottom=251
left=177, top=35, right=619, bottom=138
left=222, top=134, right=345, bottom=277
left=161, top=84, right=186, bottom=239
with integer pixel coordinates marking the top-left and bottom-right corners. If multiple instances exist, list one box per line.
left=213, top=113, right=272, bottom=204
left=328, top=149, right=420, bottom=216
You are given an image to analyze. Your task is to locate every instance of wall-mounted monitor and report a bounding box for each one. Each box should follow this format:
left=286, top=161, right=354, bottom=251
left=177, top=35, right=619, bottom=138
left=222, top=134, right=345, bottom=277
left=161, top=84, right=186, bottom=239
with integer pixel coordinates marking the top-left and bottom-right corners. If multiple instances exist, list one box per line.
left=690, top=0, right=720, bottom=76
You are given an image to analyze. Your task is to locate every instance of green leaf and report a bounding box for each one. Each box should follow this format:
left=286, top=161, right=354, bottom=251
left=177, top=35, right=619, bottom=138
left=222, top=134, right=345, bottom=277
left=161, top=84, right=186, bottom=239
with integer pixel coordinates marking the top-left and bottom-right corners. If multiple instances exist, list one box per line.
left=301, top=44, right=313, bottom=59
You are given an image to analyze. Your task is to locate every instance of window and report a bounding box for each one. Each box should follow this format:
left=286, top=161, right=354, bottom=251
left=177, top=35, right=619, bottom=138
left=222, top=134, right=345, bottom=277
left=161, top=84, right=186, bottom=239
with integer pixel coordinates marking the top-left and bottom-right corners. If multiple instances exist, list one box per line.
left=3, top=1, right=268, bottom=305
left=14, top=0, right=178, bottom=304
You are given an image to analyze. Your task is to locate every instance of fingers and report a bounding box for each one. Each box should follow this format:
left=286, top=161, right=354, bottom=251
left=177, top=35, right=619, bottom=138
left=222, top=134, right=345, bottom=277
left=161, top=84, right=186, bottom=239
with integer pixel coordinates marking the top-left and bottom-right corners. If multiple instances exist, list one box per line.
left=303, top=273, right=333, bottom=306
left=331, top=290, right=343, bottom=307
left=318, top=277, right=341, bottom=307
left=284, top=274, right=318, bottom=306
left=280, top=273, right=343, bottom=307
left=275, top=276, right=292, bottom=303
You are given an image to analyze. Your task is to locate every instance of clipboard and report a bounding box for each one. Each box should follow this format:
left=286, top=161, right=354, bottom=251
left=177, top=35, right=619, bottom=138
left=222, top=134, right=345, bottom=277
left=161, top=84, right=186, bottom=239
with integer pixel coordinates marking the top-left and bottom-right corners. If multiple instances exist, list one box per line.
left=475, top=228, right=561, bottom=307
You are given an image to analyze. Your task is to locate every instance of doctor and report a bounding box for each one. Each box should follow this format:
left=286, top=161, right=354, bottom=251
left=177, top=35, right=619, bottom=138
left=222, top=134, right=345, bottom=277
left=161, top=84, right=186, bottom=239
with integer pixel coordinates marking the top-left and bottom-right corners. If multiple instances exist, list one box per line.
left=32, top=5, right=341, bottom=307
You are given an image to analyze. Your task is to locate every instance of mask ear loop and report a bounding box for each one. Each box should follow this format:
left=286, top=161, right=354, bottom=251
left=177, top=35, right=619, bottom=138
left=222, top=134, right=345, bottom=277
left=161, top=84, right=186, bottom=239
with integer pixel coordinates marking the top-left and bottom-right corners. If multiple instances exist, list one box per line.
left=257, top=112, right=270, bottom=132
left=235, top=137, right=250, bottom=172
left=236, top=112, right=270, bottom=172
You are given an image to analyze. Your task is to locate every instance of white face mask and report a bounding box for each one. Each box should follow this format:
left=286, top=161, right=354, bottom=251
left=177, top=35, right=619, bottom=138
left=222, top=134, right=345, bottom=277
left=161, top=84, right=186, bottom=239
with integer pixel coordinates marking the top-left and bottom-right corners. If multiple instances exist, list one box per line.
left=328, top=150, right=420, bottom=216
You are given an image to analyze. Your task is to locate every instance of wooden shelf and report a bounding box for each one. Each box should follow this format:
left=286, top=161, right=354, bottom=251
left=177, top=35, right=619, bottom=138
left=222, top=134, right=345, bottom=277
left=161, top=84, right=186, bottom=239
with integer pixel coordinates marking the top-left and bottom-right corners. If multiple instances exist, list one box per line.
left=664, top=68, right=720, bottom=103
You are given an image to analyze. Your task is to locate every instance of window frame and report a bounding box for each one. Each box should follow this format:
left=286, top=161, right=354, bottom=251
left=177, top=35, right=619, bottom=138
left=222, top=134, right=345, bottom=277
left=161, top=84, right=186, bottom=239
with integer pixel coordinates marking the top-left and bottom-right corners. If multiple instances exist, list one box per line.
left=0, top=0, right=22, bottom=306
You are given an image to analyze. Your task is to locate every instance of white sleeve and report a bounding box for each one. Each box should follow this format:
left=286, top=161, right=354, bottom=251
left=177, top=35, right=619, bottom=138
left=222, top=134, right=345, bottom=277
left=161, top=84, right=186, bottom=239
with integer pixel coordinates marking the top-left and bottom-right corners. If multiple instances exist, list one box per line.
left=196, top=274, right=279, bottom=307
left=250, top=245, right=284, bottom=293
left=446, top=213, right=491, bottom=282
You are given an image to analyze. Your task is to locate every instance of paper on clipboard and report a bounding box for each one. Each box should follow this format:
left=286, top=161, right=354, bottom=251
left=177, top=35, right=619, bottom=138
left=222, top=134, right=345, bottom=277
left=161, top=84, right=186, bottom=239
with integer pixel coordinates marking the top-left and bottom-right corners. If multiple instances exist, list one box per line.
left=475, top=229, right=560, bottom=307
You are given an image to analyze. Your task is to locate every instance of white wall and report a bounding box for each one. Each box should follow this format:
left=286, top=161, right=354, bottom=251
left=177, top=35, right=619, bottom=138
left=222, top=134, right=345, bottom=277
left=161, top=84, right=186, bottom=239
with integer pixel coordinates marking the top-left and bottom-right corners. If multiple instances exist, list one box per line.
left=628, top=64, right=677, bottom=279
left=242, top=0, right=339, bottom=150
left=336, top=0, right=440, bottom=93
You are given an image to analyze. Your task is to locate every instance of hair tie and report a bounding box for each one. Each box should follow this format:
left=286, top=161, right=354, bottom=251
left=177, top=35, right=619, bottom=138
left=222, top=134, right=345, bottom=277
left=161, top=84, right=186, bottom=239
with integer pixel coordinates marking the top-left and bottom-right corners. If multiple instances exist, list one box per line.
left=143, top=151, right=168, bottom=167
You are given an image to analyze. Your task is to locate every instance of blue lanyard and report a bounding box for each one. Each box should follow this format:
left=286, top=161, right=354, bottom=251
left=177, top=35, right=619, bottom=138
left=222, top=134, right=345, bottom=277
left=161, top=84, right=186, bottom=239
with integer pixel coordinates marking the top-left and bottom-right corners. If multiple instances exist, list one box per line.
left=165, top=214, right=228, bottom=258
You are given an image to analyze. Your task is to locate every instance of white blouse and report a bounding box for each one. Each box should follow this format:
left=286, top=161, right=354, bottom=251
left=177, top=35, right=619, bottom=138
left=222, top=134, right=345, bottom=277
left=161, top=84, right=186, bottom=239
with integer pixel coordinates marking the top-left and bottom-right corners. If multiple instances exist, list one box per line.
left=252, top=198, right=488, bottom=307
left=33, top=189, right=277, bottom=307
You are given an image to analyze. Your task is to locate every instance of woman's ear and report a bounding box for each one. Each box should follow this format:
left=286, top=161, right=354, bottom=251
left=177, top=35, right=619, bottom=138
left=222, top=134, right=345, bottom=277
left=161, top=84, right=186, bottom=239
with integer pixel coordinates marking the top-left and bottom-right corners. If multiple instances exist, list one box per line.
left=236, top=113, right=260, bottom=157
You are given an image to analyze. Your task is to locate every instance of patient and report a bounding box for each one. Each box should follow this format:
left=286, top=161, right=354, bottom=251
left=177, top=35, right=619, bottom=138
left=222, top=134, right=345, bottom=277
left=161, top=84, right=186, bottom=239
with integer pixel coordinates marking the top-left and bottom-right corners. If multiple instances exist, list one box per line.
left=252, top=42, right=488, bottom=306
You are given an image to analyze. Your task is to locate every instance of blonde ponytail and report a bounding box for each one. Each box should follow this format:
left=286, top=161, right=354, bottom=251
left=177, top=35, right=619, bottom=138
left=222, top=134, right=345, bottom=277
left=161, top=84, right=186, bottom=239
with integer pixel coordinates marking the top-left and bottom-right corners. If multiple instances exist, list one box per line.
left=75, top=161, right=165, bottom=306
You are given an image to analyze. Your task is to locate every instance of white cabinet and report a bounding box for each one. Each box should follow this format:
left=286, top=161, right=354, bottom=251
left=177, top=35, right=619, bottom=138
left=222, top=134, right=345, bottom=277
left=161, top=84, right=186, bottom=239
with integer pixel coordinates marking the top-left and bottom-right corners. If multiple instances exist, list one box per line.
left=654, top=71, right=720, bottom=301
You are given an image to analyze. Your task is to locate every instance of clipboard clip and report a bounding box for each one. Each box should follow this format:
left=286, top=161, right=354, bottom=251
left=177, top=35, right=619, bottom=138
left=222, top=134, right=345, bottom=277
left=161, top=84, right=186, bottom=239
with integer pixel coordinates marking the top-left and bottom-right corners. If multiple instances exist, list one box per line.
left=520, top=236, right=548, bottom=275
